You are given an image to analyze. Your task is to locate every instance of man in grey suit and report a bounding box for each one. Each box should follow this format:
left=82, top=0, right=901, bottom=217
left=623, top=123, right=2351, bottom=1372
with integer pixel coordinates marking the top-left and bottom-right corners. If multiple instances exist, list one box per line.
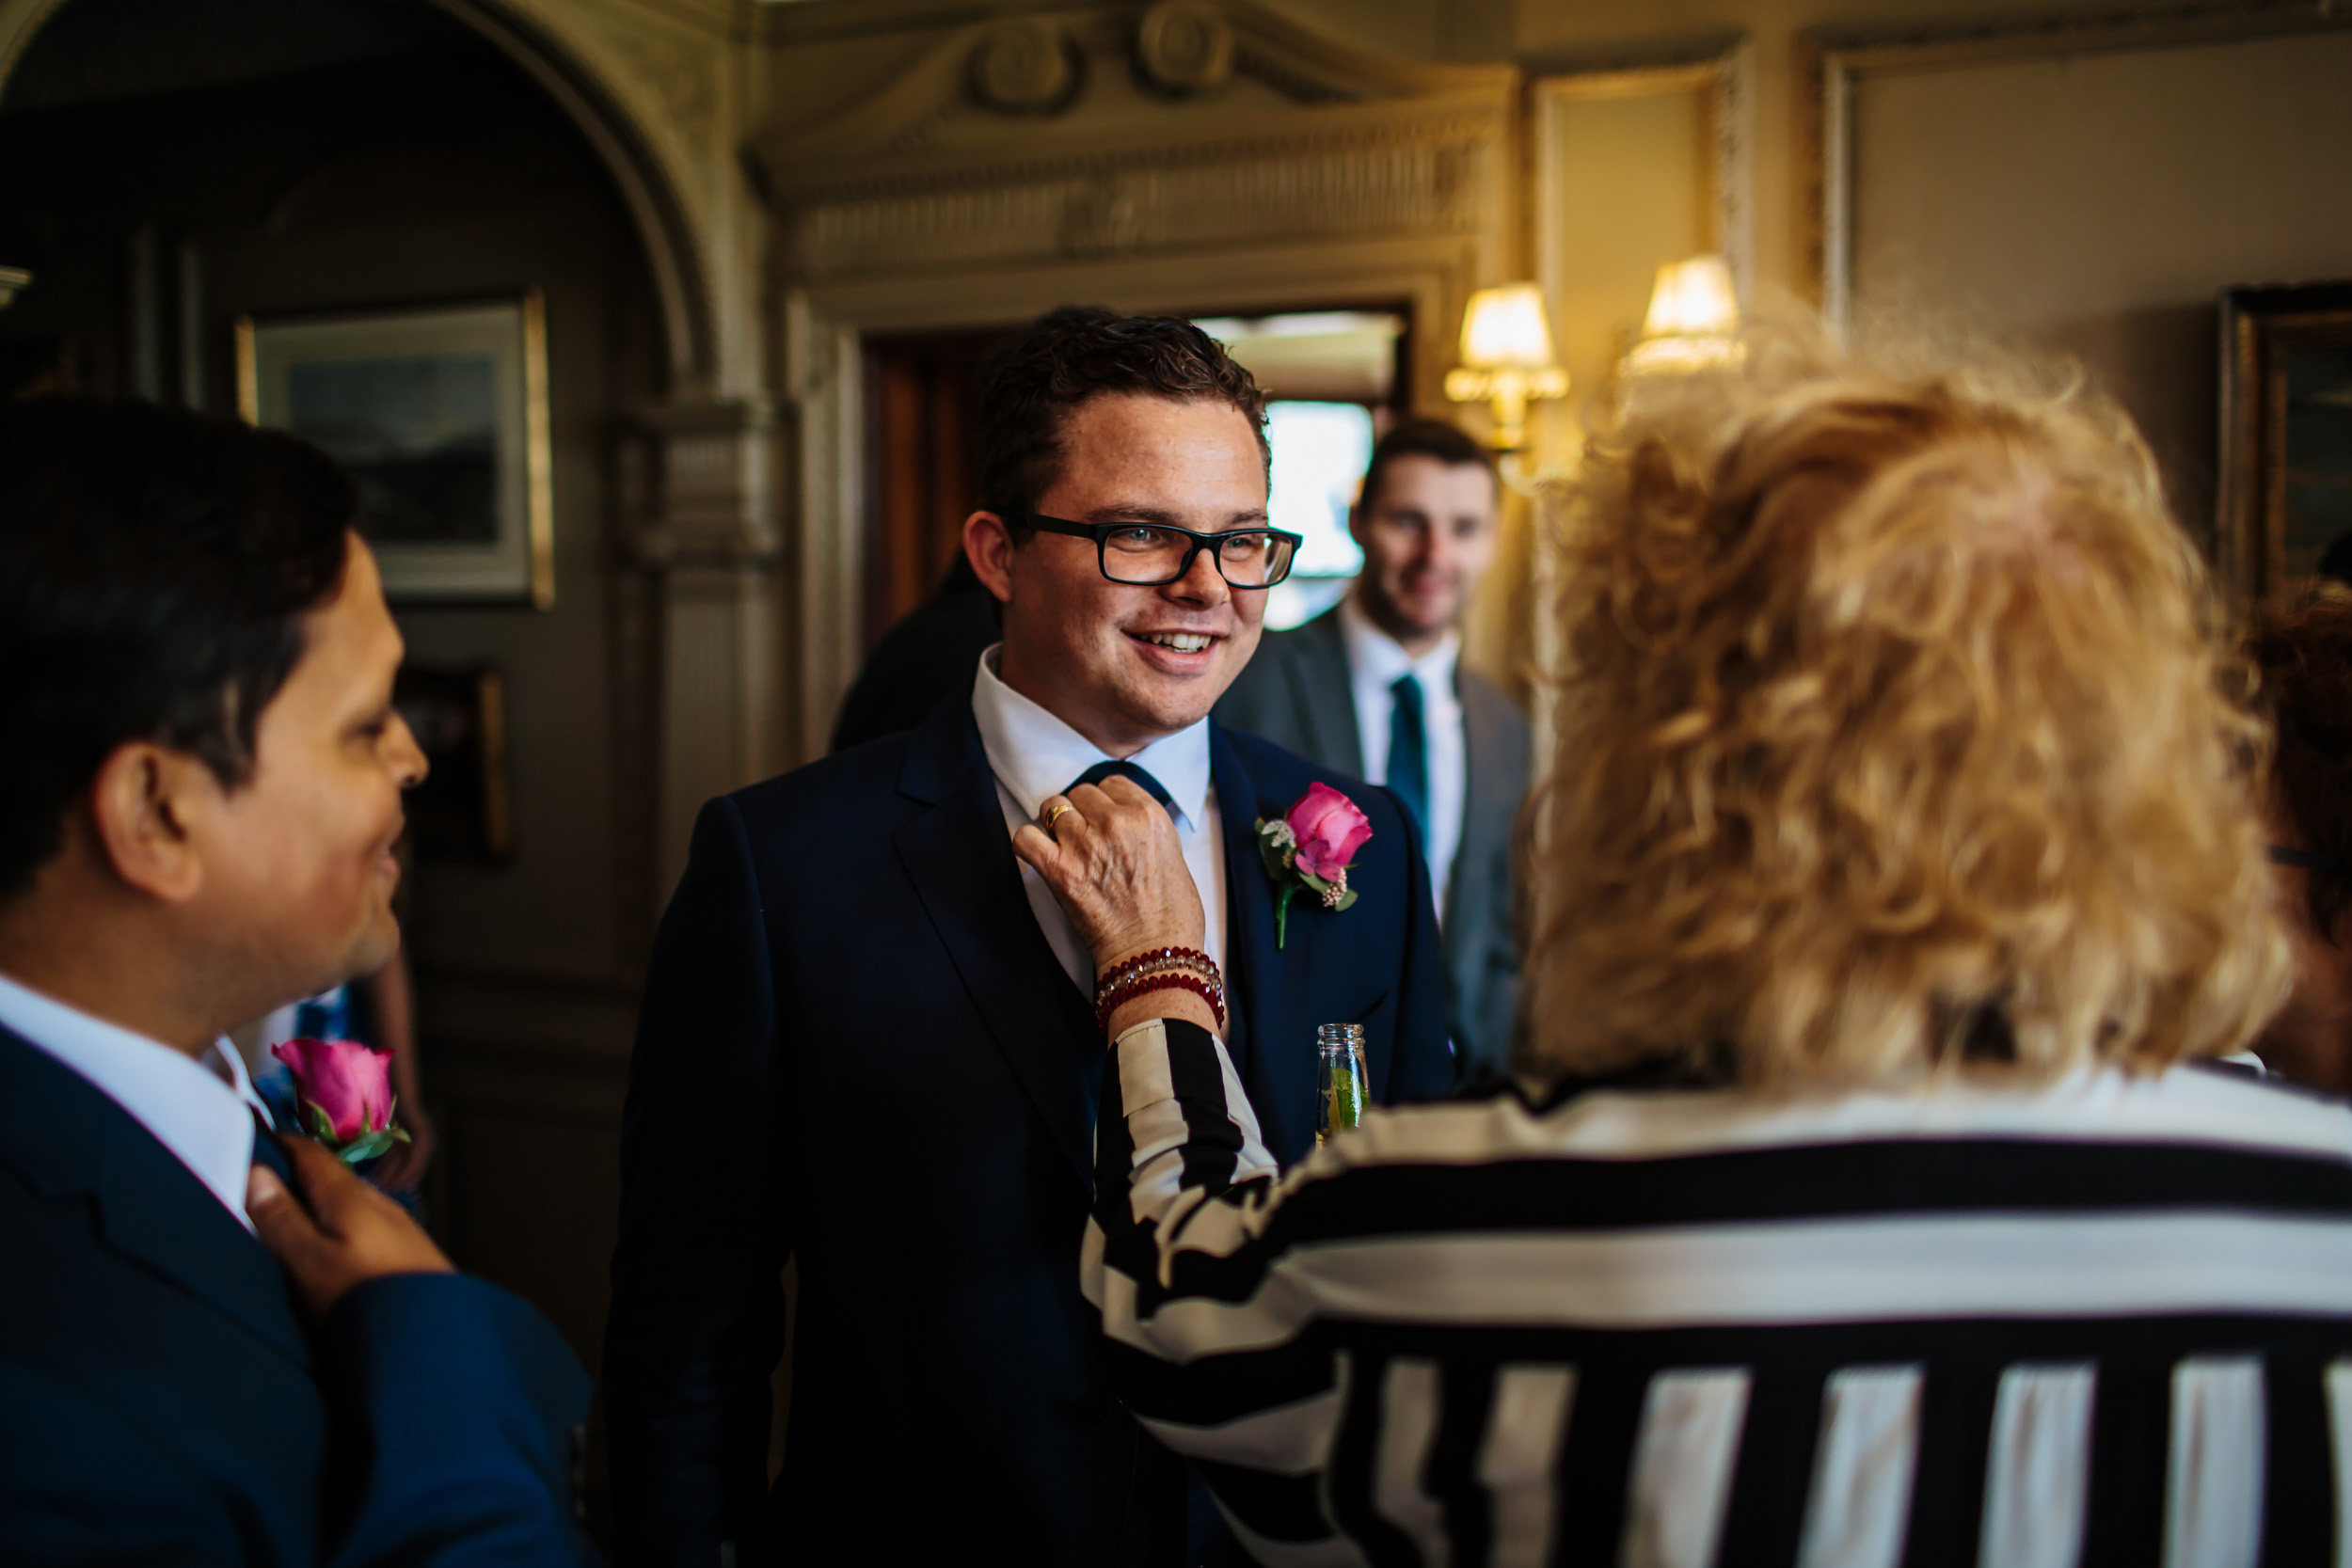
left=1216, top=418, right=1531, bottom=1079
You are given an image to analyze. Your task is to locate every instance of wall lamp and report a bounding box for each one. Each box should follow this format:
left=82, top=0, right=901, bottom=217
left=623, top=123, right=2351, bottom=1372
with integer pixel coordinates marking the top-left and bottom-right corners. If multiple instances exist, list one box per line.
left=1444, top=282, right=1568, bottom=452
left=1621, top=254, right=1742, bottom=376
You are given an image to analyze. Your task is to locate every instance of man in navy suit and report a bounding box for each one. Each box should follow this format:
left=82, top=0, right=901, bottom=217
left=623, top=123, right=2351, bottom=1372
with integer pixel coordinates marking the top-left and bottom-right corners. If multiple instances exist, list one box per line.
left=604, top=308, right=1454, bottom=1565
left=0, top=399, right=591, bottom=1565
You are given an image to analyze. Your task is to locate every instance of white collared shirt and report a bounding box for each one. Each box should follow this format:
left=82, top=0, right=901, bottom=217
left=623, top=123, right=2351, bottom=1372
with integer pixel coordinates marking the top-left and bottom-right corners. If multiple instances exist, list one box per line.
left=0, top=969, right=271, bottom=1230
left=1339, top=593, right=1467, bottom=917
left=971, top=646, right=1227, bottom=993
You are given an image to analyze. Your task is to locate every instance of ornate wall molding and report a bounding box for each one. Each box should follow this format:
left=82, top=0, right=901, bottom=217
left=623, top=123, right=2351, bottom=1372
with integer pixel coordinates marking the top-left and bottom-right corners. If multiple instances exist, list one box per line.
left=1525, top=43, right=1754, bottom=309
left=786, top=119, right=1498, bottom=281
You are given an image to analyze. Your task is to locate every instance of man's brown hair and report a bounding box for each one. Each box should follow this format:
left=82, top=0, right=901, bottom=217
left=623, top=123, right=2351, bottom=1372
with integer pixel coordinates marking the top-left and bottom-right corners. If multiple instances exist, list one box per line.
left=976, top=307, right=1268, bottom=534
left=1359, top=418, right=1495, bottom=516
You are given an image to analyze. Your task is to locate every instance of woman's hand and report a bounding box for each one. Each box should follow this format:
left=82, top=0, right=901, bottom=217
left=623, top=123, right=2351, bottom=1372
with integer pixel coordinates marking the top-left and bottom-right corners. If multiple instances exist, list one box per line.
left=1012, top=777, right=1205, bottom=974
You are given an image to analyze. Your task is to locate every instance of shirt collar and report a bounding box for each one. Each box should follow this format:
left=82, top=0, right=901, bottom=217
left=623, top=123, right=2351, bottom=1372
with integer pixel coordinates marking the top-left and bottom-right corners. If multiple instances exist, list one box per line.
left=970, top=644, right=1213, bottom=833
left=0, top=969, right=265, bottom=1229
left=1340, top=591, right=1459, bottom=693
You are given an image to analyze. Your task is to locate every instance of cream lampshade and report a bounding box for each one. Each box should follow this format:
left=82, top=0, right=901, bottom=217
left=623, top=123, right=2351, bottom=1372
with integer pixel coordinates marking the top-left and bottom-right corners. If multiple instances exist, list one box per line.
left=1444, top=283, right=1568, bottom=452
left=1622, top=255, right=1742, bottom=375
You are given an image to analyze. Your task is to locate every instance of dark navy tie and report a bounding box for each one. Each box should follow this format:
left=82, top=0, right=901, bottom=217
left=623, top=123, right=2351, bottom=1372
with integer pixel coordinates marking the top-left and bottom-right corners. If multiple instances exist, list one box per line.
left=249, top=1106, right=295, bottom=1185
left=1386, top=673, right=1429, bottom=839
left=1067, top=760, right=1175, bottom=816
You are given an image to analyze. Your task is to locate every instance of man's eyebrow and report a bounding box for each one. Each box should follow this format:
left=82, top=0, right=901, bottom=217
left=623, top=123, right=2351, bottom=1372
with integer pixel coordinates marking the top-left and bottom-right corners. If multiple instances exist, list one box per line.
left=1082, top=505, right=1272, bottom=530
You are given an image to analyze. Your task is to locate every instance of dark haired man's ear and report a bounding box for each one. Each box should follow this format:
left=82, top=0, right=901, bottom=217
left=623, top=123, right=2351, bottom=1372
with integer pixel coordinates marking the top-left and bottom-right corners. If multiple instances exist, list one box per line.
left=87, top=743, right=212, bottom=905
left=963, top=511, right=1019, bottom=606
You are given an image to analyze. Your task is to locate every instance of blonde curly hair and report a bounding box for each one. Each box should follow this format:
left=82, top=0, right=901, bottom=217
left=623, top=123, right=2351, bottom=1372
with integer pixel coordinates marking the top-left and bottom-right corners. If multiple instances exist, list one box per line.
left=1523, top=333, right=2292, bottom=1088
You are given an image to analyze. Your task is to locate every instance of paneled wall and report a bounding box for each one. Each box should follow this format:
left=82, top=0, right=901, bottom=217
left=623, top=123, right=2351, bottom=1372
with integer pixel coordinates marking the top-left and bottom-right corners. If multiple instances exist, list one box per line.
left=1843, top=26, right=2352, bottom=550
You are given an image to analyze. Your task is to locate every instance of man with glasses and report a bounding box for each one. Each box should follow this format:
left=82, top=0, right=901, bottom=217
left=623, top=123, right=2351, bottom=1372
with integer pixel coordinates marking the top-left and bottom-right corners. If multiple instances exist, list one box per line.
left=604, top=307, right=1453, bottom=1566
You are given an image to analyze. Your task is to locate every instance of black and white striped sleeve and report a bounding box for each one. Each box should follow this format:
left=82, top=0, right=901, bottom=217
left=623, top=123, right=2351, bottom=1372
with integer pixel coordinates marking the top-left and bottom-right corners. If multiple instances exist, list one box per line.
left=1084, top=1017, right=1280, bottom=1299
left=1085, top=1012, right=1402, bottom=1552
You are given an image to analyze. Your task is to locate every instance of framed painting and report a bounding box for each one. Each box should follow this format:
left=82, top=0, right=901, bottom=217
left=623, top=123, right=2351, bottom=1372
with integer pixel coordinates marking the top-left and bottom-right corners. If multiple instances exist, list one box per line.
left=2218, top=280, right=2352, bottom=609
left=391, top=663, right=513, bottom=863
left=236, top=291, right=553, bottom=608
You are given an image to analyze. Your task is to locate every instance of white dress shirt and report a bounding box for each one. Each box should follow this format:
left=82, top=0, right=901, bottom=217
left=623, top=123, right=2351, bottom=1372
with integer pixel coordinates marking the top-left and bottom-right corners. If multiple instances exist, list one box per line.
left=1339, top=593, right=1466, bottom=916
left=0, top=969, right=271, bottom=1229
left=971, top=646, right=1226, bottom=993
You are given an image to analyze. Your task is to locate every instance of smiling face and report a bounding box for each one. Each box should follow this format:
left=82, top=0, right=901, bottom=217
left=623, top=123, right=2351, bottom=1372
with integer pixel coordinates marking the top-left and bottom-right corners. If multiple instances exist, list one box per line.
left=971, top=391, right=1270, bottom=756
left=1351, top=453, right=1501, bottom=656
left=195, top=535, right=425, bottom=1006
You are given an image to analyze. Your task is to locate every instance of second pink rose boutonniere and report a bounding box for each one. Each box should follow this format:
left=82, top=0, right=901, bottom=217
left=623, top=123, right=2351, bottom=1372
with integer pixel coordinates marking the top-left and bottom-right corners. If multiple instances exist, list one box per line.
left=1256, top=783, right=1373, bottom=948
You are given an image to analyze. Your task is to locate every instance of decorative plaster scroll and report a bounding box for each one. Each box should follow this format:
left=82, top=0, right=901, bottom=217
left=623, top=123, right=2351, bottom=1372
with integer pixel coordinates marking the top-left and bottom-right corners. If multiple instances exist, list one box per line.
left=1136, top=0, right=1234, bottom=94
left=753, top=0, right=1514, bottom=178
left=970, top=18, right=1077, bottom=113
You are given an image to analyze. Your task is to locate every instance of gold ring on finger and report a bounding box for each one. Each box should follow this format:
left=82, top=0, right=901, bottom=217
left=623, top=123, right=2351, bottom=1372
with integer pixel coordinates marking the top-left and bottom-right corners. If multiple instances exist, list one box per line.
left=1043, top=801, right=1075, bottom=830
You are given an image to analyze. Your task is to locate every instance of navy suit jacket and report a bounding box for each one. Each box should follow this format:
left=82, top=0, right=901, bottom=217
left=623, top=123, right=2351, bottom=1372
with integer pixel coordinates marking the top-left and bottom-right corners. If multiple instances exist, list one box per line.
left=604, top=694, right=1453, bottom=1566
left=0, top=1025, right=592, bottom=1566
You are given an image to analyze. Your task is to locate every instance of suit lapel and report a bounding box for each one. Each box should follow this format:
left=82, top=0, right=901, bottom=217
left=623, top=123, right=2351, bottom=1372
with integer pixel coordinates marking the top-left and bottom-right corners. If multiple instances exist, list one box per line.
left=0, top=1026, right=310, bottom=1367
left=1290, top=609, right=1366, bottom=777
left=1447, top=669, right=1495, bottom=932
left=1212, top=723, right=1315, bottom=1161
left=894, top=701, right=1099, bottom=1194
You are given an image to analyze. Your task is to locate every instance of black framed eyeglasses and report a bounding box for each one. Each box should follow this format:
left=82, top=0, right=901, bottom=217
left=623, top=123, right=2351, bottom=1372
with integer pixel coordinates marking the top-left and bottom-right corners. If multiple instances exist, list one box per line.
left=1008, top=511, right=1301, bottom=589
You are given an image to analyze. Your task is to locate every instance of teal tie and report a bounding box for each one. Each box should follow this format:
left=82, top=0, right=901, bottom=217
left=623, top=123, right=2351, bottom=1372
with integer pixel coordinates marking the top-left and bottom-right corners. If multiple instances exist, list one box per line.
left=1387, top=673, right=1428, bottom=839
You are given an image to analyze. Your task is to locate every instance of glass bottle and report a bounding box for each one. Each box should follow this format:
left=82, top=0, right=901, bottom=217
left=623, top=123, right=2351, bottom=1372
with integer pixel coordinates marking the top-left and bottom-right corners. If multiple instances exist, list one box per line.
left=1316, top=1022, right=1367, bottom=1148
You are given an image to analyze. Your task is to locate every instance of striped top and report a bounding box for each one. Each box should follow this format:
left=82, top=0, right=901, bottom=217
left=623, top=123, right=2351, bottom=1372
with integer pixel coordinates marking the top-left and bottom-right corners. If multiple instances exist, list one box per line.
left=1081, top=1019, right=2352, bottom=1568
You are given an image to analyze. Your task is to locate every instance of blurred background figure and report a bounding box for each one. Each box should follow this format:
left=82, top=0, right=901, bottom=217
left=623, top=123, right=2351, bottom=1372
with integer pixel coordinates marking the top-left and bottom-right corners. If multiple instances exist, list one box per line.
left=2247, top=589, right=2352, bottom=1093
left=829, top=554, right=998, bottom=753
left=1217, top=418, right=1531, bottom=1079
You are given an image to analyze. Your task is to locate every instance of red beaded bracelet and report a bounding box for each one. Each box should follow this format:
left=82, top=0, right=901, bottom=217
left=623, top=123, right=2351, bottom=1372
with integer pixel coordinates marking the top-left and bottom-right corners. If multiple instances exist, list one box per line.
left=1094, top=947, right=1222, bottom=1016
left=1096, top=971, right=1227, bottom=1036
left=1097, top=944, right=1216, bottom=993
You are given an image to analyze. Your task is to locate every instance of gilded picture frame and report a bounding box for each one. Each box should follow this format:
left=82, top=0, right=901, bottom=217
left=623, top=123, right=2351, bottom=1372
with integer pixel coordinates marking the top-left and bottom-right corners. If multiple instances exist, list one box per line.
left=236, top=291, right=554, bottom=609
left=2218, top=280, right=2352, bottom=610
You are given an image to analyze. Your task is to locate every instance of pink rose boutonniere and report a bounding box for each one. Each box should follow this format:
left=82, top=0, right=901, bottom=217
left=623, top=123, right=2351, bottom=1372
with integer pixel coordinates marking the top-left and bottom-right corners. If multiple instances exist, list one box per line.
left=272, top=1037, right=412, bottom=1165
left=1255, top=783, right=1373, bottom=948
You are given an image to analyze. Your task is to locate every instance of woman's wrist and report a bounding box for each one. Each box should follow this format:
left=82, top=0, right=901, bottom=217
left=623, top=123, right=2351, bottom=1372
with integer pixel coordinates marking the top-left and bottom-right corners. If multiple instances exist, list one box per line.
left=1094, top=946, right=1225, bottom=1034
left=1104, top=988, right=1221, bottom=1043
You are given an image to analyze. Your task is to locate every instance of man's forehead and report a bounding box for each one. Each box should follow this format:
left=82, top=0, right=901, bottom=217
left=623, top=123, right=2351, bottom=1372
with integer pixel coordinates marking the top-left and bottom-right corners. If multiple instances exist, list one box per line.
left=1375, top=459, right=1497, bottom=510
